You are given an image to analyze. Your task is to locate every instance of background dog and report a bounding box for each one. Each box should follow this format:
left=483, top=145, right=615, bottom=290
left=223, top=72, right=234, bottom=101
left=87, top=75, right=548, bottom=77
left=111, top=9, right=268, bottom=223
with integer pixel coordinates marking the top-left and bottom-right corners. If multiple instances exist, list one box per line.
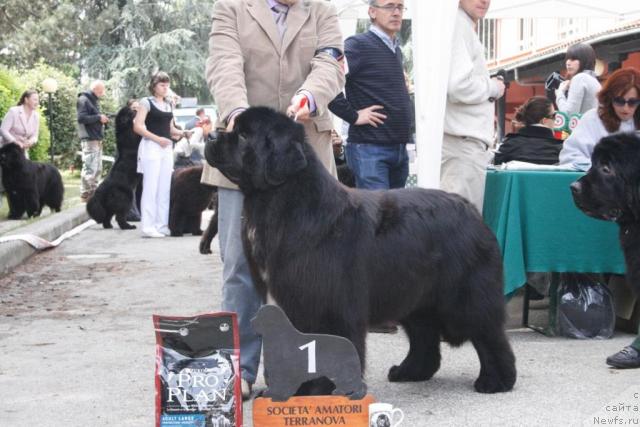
left=570, top=132, right=640, bottom=294
left=0, top=143, right=63, bottom=219
left=86, top=105, right=141, bottom=229
left=169, top=165, right=216, bottom=237
left=206, top=107, right=516, bottom=394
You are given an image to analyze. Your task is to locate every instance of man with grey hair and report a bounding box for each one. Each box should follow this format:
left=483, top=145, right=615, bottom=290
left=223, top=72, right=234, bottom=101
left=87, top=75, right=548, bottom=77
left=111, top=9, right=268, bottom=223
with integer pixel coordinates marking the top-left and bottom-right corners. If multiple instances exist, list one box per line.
left=329, top=0, right=411, bottom=191
left=77, top=80, right=109, bottom=202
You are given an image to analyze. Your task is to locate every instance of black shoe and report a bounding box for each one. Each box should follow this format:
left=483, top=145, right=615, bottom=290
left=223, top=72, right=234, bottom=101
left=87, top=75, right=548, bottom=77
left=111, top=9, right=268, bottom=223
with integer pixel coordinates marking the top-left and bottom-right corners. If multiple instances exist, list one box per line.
left=606, top=346, right=640, bottom=369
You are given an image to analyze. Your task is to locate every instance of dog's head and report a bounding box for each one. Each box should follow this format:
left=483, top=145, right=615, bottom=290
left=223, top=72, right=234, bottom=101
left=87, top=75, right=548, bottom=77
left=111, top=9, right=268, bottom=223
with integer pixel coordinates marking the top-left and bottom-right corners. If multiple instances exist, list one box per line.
left=250, top=304, right=291, bottom=336
left=115, top=105, right=141, bottom=151
left=0, top=143, right=26, bottom=169
left=570, top=132, right=640, bottom=224
left=205, top=107, right=308, bottom=192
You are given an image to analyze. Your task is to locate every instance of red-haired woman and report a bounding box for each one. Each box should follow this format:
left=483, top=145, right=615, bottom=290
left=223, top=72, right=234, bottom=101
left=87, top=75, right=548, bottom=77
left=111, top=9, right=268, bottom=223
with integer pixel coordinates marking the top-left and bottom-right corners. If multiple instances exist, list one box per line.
left=559, top=68, right=640, bottom=171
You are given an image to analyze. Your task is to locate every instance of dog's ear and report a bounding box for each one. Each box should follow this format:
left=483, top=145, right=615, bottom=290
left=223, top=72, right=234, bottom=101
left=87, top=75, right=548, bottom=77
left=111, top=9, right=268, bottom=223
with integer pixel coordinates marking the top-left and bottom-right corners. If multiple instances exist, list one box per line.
left=264, top=137, right=307, bottom=186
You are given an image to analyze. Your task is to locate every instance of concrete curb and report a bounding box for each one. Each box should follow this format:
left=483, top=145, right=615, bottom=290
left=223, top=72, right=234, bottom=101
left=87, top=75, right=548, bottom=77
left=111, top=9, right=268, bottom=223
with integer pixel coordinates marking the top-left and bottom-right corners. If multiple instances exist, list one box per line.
left=0, top=204, right=89, bottom=276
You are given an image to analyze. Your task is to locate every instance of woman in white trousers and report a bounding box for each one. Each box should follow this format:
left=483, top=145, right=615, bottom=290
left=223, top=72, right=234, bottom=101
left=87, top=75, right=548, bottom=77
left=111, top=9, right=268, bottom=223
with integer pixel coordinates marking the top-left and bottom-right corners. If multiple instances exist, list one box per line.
left=133, top=72, right=189, bottom=238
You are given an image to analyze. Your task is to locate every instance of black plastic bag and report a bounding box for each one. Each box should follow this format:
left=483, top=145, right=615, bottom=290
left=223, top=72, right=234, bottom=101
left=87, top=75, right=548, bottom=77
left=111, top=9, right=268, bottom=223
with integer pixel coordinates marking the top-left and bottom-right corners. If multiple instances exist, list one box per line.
left=556, top=273, right=615, bottom=339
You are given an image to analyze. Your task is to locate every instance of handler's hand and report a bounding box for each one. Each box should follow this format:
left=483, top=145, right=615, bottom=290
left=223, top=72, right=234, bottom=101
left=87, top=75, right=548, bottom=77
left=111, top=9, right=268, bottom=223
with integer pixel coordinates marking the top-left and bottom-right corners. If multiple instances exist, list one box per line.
left=287, top=94, right=311, bottom=122
left=355, top=105, right=386, bottom=127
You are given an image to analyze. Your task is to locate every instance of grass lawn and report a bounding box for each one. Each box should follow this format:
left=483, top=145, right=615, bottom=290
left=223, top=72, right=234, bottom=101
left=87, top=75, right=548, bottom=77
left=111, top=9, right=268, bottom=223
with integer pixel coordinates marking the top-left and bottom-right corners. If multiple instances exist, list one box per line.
left=0, top=169, right=83, bottom=233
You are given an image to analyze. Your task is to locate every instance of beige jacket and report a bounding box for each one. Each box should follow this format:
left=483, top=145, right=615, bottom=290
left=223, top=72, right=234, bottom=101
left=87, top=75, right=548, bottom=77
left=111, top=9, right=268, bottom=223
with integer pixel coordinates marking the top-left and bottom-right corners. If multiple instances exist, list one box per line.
left=202, top=0, right=344, bottom=188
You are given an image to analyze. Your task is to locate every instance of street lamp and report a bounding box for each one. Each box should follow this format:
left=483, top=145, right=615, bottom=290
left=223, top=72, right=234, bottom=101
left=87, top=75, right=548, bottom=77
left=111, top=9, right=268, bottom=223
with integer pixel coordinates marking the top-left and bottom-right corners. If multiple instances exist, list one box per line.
left=42, top=78, right=58, bottom=163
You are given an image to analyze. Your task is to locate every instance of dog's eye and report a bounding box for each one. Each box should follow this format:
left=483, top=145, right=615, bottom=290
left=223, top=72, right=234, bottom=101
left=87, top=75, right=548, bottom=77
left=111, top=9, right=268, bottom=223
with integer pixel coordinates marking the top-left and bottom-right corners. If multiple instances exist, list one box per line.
left=601, top=165, right=612, bottom=175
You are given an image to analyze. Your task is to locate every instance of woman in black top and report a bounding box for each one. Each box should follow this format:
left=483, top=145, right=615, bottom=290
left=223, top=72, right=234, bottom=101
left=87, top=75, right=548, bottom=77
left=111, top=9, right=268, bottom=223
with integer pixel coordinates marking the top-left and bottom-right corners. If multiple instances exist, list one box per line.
left=494, top=96, right=563, bottom=166
left=133, top=72, right=188, bottom=238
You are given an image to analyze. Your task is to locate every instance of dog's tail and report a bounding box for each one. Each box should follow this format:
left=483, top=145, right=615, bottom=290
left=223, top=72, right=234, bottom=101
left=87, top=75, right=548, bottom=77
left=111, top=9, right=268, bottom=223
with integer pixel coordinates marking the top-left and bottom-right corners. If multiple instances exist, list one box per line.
left=86, top=195, right=106, bottom=223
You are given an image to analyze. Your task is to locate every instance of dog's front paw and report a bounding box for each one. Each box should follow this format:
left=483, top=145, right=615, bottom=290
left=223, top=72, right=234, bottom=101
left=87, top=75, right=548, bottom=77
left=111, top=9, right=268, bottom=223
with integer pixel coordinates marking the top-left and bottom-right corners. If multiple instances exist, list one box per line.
left=199, top=240, right=212, bottom=255
left=474, top=374, right=514, bottom=394
left=103, top=222, right=113, bottom=229
left=122, top=224, right=136, bottom=230
left=387, top=363, right=436, bottom=382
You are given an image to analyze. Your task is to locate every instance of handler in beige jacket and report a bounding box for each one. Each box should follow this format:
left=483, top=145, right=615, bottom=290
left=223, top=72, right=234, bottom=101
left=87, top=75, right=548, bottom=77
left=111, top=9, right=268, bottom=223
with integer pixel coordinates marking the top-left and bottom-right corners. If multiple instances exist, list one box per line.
left=202, top=0, right=345, bottom=398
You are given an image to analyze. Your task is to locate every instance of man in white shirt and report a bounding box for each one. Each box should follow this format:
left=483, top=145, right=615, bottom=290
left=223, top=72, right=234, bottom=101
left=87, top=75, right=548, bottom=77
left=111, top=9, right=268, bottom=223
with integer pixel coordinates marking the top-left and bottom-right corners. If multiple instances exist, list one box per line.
left=441, top=0, right=504, bottom=212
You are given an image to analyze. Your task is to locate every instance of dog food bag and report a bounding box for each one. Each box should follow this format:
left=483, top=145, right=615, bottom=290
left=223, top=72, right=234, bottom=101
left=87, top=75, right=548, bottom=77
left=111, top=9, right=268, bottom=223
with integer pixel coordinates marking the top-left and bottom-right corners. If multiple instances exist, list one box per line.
left=154, top=313, right=241, bottom=427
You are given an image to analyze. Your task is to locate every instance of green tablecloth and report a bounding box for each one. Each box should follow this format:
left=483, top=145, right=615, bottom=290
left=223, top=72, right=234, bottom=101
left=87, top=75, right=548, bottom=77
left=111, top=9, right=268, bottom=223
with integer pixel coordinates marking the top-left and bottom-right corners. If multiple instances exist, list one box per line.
left=483, top=170, right=626, bottom=296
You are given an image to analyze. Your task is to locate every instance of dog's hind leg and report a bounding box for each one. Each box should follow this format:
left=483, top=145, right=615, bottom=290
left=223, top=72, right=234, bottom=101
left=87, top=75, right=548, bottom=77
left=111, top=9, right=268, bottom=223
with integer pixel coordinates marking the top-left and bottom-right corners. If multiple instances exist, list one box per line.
left=115, top=212, right=136, bottom=230
left=471, top=329, right=516, bottom=393
left=199, top=209, right=218, bottom=254
left=388, top=310, right=441, bottom=382
left=189, top=214, right=203, bottom=236
left=169, top=210, right=183, bottom=237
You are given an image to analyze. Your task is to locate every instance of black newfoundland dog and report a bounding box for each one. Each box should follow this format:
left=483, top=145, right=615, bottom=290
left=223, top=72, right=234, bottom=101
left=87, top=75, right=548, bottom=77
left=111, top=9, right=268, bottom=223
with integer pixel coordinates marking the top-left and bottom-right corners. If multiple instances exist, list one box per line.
left=86, top=105, right=141, bottom=229
left=205, top=107, right=516, bottom=394
left=168, top=165, right=217, bottom=237
left=571, top=132, right=640, bottom=295
left=0, top=143, right=63, bottom=219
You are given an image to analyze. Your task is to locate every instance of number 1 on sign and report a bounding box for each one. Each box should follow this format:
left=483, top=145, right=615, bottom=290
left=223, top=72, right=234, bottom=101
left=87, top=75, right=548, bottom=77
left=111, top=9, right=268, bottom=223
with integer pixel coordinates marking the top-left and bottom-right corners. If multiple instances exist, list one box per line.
left=299, top=340, right=317, bottom=373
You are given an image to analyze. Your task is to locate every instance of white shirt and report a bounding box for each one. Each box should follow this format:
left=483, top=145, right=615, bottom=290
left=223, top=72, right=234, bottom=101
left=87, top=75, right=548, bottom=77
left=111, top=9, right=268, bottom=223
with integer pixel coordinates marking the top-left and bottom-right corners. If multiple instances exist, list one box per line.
left=444, top=8, right=502, bottom=146
left=559, top=108, right=636, bottom=171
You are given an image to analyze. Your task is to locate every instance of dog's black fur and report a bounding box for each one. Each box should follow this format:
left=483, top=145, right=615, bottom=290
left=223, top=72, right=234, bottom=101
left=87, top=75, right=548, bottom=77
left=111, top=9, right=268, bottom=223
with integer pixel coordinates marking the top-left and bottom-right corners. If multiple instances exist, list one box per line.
left=86, top=105, right=141, bottom=229
left=252, top=305, right=366, bottom=401
left=571, top=132, right=640, bottom=295
left=0, top=143, right=63, bottom=219
left=169, top=165, right=217, bottom=237
left=205, top=107, right=516, bottom=394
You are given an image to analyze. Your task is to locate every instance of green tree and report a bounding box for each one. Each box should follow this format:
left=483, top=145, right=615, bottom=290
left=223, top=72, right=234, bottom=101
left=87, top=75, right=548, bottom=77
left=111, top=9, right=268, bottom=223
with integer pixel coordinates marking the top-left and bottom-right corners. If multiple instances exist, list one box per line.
left=0, top=1, right=120, bottom=72
left=85, top=0, right=215, bottom=103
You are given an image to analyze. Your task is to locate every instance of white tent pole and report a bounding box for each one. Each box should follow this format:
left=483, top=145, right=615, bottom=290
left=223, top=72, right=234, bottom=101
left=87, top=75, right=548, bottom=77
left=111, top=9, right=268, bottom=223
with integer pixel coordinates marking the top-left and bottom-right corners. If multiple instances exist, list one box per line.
left=412, top=0, right=459, bottom=189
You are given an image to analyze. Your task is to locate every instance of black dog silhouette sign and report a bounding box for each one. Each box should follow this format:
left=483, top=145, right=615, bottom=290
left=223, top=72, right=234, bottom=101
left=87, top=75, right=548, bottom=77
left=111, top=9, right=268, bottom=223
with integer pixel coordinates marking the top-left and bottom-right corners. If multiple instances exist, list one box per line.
left=251, top=305, right=367, bottom=402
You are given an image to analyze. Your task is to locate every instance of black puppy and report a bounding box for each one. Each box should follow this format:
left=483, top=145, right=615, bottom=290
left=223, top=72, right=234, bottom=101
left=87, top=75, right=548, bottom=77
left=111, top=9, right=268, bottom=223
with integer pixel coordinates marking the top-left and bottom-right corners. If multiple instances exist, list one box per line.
left=86, top=105, right=141, bottom=229
left=0, top=143, right=63, bottom=219
left=205, top=107, right=516, bottom=394
left=169, top=165, right=217, bottom=237
left=571, top=132, right=640, bottom=294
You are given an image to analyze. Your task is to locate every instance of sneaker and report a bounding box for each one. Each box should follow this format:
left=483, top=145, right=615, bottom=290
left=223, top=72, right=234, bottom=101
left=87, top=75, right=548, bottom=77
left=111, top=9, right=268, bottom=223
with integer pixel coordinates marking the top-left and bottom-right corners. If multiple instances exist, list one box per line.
left=157, top=226, right=171, bottom=236
left=606, top=346, right=640, bottom=369
left=241, top=379, right=252, bottom=400
left=142, top=229, right=165, bottom=238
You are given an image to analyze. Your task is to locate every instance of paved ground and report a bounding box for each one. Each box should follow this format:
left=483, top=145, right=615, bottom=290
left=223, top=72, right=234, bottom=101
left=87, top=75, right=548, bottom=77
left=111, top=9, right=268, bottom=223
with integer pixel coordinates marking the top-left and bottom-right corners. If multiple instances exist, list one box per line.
left=0, top=217, right=638, bottom=426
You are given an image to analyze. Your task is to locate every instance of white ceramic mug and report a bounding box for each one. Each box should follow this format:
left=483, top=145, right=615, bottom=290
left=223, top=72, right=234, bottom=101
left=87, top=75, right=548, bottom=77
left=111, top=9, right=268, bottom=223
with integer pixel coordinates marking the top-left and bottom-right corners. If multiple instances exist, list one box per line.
left=369, top=402, right=404, bottom=427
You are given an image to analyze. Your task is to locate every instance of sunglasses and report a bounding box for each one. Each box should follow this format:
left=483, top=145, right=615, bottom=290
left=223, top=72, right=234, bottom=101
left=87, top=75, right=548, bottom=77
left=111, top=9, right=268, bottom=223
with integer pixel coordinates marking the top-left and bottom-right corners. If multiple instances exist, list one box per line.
left=544, top=112, right=557, bottom=120
left=612, top=97, right=640, bottom=107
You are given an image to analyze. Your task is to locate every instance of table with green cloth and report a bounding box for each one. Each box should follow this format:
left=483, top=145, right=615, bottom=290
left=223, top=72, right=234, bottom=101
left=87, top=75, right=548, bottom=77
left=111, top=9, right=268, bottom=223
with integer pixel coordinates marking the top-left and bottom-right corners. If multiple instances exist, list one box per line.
left=483, top=169, right=626, bottom=297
